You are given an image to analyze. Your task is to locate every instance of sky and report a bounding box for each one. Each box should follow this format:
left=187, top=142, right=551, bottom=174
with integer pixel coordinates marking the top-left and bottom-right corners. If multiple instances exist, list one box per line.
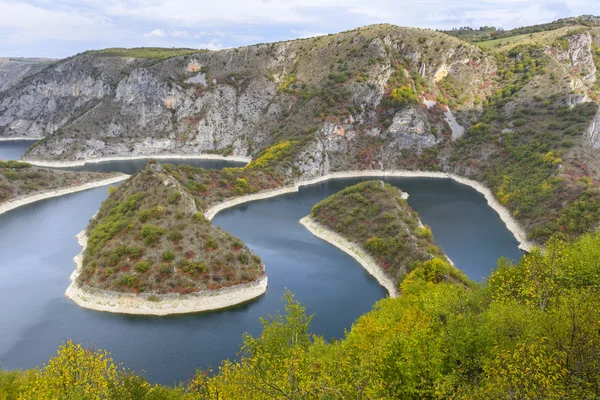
left=0, top=0, right=597, bottom=58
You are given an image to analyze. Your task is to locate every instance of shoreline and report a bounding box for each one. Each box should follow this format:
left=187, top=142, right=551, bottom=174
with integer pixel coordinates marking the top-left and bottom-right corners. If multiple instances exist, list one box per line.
left=66, top=231, right=268, bottom=316
left=300, top=216, right=399, bottom=298
left=204, top=170, right=534, bottom=252
left=24, top=153, right=252, bottom=167
left=0, top=137, right=41, bottom=142
left=0, top=174, right=130, bottom=216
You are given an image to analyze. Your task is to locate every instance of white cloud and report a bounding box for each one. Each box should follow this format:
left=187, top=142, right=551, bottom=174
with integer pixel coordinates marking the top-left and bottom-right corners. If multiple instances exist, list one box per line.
left=144, top=28, right=166, bottom=37
left=197, top=39, right=224, bottom=51
left=0, top=0, right=595, bottom=57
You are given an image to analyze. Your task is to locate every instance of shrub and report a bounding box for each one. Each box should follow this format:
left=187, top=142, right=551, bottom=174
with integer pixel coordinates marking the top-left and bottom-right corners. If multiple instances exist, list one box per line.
left=234, top=178, right=249, bottom=194
left=187, top=181, right=207, bottom=192
left=118, top=275, right=137, bottom=288
left=158, top=264, right=172, bottom=274
left=238, top=253, right=249, bottom=264
left=205, top=236, right=218, bottom=250
left=167, top=191, right=182, bottom=205
left=415, top=226, right=433, bottom=239
left=389, top=86, right=417, bottom=105
left=135, top=261, right=150, bottom=273
left=140, top=224, right=164, bottom=245
left=168, top=231, right=183, bottom=242
left=162, top=250, right=175, bottom=261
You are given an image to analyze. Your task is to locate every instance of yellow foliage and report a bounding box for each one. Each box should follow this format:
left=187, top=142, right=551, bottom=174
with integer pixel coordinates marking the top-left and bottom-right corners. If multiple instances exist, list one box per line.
left=245, top=141, right=296, bottom=170
left=18, top=341, right=121, bottom=400
left=277, top=74, right=295, bottom=91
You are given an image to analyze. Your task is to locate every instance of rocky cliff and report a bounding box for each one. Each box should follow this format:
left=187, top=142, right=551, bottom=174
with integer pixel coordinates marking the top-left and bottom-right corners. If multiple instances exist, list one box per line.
left=2, top=21, right=600, bottom=243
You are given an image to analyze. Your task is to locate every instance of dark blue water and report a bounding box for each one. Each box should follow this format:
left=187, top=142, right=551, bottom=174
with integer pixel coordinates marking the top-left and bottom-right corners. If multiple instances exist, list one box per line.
left=0, top=171, right=522, bottom=385
left=0, top=140, right=37, bottom=161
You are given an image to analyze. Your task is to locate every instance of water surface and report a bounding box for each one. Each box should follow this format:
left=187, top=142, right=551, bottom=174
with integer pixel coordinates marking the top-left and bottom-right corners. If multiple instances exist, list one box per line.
left=0, top=175, right=522, bottom=384
left=0, top=140, right=37, bottom=161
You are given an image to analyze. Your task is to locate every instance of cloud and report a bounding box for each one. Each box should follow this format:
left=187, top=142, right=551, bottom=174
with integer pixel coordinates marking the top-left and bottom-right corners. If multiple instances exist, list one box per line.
left=144, top=28, right=166, bottom=37
left=197, top=39, right=224, bottom=51
left=0, top=0, right=595, bottom=57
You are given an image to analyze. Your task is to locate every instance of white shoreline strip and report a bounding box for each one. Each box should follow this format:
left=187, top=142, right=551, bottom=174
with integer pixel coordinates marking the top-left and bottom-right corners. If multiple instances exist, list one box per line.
left=0, top=175, right=129, bottom=216
left=205, top=170, right=534, bottom=252
left=0, top=137, right=41, bottom=141
left=65, top=231, right=268, bottom=316
left=24, top=153, right=252, bottom=167
left=300, top=216, right=399, bottom=298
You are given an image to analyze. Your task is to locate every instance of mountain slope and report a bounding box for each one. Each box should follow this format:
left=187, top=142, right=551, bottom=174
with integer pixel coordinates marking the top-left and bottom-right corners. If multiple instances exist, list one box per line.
left=1, top=20, right=600, bottom=243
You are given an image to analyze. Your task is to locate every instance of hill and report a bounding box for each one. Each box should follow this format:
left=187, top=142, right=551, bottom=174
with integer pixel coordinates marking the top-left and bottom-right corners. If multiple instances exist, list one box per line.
left=0, top=160, right=123, bottom=206
left=67, top=163, right=266, bottom=314
left=307, top=180, right=466, bottom=288
left=0, top=21, right=599, bottom=243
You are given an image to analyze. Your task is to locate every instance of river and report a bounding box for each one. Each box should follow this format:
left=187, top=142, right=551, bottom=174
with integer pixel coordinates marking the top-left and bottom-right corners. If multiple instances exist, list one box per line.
left=0, top=143, right=522, bottom=384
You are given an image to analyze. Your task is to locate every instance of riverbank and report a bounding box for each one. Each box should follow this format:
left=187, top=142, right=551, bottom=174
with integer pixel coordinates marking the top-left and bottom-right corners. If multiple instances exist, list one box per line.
left=204, top=170, right=534, bottom=251
left=300, top=216, right=399, bottom=298
left=65, top=231, right=268, bottom=316
left=24, top=153, right=252, bottom=168
left=0, top=174, right=129, bottom=216
left=0, top=137, right=40, bottom=141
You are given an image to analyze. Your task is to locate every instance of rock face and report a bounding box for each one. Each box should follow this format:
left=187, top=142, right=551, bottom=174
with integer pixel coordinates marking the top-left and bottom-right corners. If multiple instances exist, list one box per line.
left=0, top=25, right=495, bottom=168
left=0, top=58, right=55, bottom=94
left=586, top=105, right=600, bottom=148
left=0, top=23, right=598, bottom=186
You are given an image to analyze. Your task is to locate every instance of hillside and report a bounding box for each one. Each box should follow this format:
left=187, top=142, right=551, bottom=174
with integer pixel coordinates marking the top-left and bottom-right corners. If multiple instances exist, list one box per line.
left=0, top=21, right=599, bottom=245
left=309, top=180, right=465, bottom=287
left=0, top=160, right=121, bottom=205
left=76, top=163, right=265, bottom=296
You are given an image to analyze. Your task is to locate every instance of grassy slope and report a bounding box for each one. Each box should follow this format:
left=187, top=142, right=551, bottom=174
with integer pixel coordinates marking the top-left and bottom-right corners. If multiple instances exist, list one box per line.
left=310, top=180, right=467, bottom=286
left=0, top=160, right=118, bottom=204
left=84, top=47, right=205, bottom=59
left=80, top=164, right=264, bottom=294
left=476, top=25, right=589, bottom=51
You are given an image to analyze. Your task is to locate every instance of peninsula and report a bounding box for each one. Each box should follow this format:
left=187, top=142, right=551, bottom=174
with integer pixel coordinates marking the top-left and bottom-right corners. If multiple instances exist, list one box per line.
left=66, top=163, right=267, bottom=315
left=0, top=160, right=128, bottom=216
left=301, top=181, right=470, bottom=295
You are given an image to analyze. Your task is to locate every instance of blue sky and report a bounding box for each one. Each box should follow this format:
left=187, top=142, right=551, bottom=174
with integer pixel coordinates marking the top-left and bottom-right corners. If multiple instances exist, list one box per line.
left=0, top=0, right=596, bottom=58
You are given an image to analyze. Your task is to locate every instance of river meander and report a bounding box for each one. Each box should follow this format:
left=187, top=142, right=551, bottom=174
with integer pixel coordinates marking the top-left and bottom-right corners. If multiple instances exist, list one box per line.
left=0, top=143, right=522, bottom=384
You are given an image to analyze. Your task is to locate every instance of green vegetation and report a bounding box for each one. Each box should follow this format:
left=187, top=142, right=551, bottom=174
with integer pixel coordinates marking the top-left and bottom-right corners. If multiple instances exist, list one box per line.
left=451, top=40, right=599, bottom=242
left=311, top=181, right=454, bottom=285
left=0, top=162, right=118, bottom=204
left=79, top=164, right=264, bottom=294
left=85, top=47, right=204, bottom=60
left=445, top=15, right=599, bottom=44
left=167, top=141, right=300, bottom=211
left=3, top=232, right=600, bottom=398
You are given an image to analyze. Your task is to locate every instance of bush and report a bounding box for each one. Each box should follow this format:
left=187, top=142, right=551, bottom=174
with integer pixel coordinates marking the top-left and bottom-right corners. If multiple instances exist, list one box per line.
left=168, top=231, right=183, bottom=242
left=234, top=178, right=249, bottom=194
left=158, top=264, right=172, bottom=274
left=135, top=261, right=150, bottom=273
left=140, top=224, right=164, bottom=245
left=118, top=275, right=137, bottom=288
left=389, top=86, right=417, bottom=106
left=167, top=191, right=182, bottom=205
left=415, top=226, right=433, bottom=239
left=162, top=250, right=175, bottom=261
